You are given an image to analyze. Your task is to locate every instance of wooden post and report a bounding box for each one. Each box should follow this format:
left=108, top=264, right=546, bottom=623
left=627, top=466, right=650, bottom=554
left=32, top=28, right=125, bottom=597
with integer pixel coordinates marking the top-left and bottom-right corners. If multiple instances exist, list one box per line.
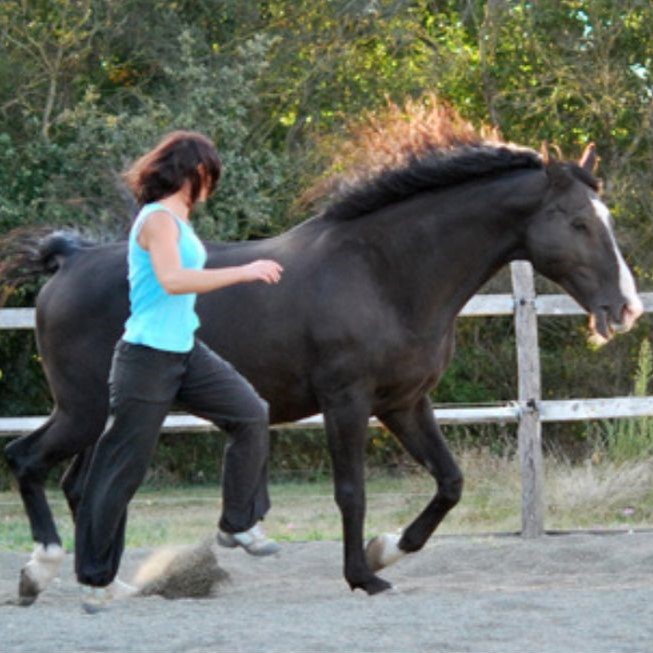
left=510, top=261, right=545, bottom=537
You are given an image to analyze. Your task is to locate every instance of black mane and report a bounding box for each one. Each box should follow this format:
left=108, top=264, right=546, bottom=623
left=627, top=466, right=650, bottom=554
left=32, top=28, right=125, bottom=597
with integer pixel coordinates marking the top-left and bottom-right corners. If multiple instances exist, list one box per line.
left=320, top=144, right=544, bottom=222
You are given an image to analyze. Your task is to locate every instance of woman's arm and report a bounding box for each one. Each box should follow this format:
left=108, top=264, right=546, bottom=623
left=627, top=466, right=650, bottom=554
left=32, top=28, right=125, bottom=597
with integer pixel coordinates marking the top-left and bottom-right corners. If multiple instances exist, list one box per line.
left=138, top=211, right=283, bottom=295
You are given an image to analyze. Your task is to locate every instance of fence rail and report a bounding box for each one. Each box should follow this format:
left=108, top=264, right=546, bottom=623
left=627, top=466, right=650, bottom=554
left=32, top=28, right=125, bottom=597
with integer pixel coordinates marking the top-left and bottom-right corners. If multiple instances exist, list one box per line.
left=1, top=262, right=652, bottom=537
left=0, top=396, right=651, bottom=436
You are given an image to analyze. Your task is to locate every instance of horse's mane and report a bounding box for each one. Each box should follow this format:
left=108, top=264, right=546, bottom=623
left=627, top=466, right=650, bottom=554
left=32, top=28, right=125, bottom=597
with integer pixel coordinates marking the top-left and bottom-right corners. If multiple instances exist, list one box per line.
left=307, top=96, right=545, bottom=222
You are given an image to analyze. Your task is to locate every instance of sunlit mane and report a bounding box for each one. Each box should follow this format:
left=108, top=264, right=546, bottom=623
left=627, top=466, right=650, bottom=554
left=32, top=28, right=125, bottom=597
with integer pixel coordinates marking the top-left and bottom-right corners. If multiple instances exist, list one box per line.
left=306, top=95, right=543, bottom=221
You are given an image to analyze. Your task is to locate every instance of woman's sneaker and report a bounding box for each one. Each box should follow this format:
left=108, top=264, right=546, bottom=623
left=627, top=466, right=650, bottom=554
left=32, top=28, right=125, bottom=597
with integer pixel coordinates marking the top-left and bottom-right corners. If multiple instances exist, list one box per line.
left=79, top=585, right=111, bottom=614
left=79, top=578, right=137, bottom=614
left=108, top=578, right=138, bottom=598
left=217, top=523, right=281, bottom=556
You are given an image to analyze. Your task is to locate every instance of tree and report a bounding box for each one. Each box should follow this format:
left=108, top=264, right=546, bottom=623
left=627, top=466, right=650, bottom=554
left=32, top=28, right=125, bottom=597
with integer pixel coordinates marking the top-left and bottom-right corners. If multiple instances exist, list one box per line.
left=0, top=0, right=651, bottom=452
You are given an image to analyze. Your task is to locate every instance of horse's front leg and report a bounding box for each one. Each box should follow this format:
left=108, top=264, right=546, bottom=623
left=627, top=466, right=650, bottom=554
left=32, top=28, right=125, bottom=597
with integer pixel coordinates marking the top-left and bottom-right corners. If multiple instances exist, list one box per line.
left=323, top=394, right=392, bottom=595
left=368, top=397, right=464, bottom=571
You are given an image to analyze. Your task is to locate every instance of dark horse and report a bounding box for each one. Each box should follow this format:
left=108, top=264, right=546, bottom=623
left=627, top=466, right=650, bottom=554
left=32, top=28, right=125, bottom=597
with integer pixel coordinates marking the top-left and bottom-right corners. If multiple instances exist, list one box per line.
left=4, top=129, right=642, bottom=602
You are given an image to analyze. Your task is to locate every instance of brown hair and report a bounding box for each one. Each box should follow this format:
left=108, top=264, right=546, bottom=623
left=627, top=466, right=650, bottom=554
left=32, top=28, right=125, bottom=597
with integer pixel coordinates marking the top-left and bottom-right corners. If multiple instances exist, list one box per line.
left=124, top=130, right=222, bottom=207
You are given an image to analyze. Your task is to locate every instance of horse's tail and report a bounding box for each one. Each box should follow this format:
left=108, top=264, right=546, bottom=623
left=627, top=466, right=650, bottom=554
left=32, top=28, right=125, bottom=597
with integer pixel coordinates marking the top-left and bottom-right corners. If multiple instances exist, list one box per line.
left=0, top=227, right=95, bottom=303
left=35, top=231, right=94, bottom=273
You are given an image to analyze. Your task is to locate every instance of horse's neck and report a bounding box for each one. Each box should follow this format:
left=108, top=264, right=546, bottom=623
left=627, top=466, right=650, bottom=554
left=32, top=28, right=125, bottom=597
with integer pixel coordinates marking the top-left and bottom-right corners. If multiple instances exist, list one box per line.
left=371, top=170, right=546, bottom=330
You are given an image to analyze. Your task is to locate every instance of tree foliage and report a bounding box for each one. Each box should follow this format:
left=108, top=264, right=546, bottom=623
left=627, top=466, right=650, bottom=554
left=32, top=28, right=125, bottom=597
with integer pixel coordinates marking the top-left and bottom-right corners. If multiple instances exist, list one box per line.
left=0, top=1, right=651, bottom=454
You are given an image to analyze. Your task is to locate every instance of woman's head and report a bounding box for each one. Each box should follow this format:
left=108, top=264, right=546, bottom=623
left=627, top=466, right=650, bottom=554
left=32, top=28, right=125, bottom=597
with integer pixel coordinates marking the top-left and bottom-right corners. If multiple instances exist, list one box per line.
left=124, top=131, right=222, bottom=207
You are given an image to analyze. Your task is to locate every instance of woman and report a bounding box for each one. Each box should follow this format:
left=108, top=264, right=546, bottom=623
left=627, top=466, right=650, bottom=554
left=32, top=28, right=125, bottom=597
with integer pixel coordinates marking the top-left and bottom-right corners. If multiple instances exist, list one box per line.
left=74, top=131, right=283, bottom=612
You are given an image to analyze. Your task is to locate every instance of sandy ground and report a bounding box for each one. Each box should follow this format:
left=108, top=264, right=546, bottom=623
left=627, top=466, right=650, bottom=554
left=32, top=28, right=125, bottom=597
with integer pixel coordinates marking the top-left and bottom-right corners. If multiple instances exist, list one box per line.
left=1, top=532, right=653, bottom=653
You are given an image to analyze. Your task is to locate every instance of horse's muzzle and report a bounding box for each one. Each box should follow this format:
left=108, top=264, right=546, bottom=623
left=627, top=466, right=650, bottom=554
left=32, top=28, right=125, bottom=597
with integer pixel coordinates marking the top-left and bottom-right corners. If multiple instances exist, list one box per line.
left=589, top=298, right=643, bottom=345
left=618, top=298, right=644, bottom=333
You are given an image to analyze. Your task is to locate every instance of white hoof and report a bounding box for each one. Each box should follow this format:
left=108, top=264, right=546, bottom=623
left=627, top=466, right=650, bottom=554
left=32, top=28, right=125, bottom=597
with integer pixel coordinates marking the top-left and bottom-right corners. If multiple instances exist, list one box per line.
left=19, top=544, right=65, bottom=604
left=365, top=532, right=405, bottom=572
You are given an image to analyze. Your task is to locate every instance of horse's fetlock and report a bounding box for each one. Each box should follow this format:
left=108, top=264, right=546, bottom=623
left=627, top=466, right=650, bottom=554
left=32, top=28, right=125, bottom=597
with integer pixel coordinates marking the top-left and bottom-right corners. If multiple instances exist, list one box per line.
left=32, top=542, right=65, bottom=564
left=398, top=531, right=424, bottom=554
left=365, top=532, right=405, bottom=572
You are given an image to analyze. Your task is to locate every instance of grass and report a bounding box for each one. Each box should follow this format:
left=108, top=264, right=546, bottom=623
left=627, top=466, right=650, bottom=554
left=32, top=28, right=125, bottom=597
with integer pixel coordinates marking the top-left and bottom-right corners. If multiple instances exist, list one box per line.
left=3, top=448, right=653, bottom=553
left=593, top=338, right=653, bottom=462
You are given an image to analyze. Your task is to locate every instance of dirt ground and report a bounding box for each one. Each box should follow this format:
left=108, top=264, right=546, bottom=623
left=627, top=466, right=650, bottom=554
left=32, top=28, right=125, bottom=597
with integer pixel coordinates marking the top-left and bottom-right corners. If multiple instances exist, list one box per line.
left=1, top=532, right=652, bottom=653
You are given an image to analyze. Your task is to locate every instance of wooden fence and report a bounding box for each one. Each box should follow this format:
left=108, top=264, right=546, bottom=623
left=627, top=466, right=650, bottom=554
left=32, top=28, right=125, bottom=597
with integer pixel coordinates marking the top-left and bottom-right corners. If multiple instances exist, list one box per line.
left=1, top=261, right=652, bottom=537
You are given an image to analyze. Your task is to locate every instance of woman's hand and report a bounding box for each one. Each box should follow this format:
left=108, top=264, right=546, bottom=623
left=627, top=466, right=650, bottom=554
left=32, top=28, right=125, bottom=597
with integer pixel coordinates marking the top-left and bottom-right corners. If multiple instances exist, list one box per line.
left=241, top=260, right=284, bottom=285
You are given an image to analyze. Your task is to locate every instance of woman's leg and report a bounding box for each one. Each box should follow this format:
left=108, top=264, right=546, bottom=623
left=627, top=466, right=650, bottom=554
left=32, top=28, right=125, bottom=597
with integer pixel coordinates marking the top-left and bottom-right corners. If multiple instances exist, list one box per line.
left=75, top=342, right=184, bottom=587
left=177, top=340, right=271, bottom=534
left=74, top=399, right=170, bottom=586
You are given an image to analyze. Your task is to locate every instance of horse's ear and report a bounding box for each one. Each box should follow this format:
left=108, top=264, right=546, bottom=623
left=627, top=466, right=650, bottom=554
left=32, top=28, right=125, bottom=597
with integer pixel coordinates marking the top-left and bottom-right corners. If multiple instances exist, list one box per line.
left=541, top=142, right=572, bottom=188
left=579, top=142, right=599, bottom=173
left=540, top=141, right=563, bottom=165
left=540, top=141, right=554, bottom=165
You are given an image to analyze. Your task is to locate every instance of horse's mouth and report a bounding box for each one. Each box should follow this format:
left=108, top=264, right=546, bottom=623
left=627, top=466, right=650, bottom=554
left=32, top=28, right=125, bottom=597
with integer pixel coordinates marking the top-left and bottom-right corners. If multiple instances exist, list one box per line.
left=588, top=301, right=642, bottom=346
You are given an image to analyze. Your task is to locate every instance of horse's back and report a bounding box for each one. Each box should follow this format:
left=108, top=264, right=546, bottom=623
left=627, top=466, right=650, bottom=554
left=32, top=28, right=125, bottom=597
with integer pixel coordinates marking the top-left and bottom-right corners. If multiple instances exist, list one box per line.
left=33, top=219, right=434, bottom=423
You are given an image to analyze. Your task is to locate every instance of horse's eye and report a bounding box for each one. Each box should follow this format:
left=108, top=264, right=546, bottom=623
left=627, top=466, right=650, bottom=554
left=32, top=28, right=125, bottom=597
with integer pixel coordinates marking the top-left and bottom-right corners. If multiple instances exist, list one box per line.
left=572, top=220, right=589, bottom=232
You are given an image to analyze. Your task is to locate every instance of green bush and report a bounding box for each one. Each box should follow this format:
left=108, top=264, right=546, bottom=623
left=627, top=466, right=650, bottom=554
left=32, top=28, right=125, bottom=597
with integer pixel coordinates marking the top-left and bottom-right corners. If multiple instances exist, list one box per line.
left=591, top=338, right=653, bottom=462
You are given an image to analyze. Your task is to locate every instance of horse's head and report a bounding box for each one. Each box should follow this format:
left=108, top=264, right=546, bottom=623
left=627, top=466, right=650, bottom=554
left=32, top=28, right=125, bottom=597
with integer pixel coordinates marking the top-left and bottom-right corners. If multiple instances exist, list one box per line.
left=525, top=144, right=643, bottom=344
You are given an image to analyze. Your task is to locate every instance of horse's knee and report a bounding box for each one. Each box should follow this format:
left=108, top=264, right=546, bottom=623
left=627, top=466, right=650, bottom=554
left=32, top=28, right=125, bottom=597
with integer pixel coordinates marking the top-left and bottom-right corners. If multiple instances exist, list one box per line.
left=439, top=471, right=464, bottom=509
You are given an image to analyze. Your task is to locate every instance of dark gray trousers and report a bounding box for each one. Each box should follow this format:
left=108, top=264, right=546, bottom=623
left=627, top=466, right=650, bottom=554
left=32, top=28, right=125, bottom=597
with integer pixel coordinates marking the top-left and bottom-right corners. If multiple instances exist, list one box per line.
left=75, top=339, right=270, bottom=587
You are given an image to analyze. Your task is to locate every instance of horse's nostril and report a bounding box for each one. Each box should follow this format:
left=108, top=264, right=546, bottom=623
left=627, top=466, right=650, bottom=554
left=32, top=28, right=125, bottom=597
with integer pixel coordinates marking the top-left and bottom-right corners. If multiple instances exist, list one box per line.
left=599, top=305, right=612, bottom=320
left=623, top=301, right=643, bottom=325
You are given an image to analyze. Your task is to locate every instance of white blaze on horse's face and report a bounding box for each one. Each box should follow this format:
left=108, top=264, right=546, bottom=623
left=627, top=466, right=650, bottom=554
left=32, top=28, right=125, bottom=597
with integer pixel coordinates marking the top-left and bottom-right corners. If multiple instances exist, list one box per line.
left=589, top=193, right=643, bottom=335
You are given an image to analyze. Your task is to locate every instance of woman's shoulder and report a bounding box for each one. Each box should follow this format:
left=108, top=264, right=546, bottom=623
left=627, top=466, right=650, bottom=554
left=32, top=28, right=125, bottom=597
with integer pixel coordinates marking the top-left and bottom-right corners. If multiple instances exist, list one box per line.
left=132, top=204, right=180, bottom=241
left=137, top=202, right=169, bottom=219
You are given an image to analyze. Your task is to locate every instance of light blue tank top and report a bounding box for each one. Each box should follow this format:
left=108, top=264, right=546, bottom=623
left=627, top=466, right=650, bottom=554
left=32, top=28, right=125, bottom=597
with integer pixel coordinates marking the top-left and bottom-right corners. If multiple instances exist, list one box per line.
left=123, top=202, right=207, bottom=353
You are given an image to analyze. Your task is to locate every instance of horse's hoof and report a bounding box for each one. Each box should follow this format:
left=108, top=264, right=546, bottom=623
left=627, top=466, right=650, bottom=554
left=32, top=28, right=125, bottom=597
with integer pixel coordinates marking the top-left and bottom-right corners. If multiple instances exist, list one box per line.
left=365, top=532, right=405, bottom=572
left=349, top=573, right=394, bottom=595
left=18, top=569, right=39, bottom=607
left=361, top=575, right=394, bottom=595
left=17, top=543, right=65, bottom=606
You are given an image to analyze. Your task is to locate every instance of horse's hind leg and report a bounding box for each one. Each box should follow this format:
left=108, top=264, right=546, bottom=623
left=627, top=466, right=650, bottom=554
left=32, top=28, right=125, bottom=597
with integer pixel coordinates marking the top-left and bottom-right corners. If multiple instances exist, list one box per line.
left=4, top=407, right=106, bottom=605
left=60, top=447, right=94, bottom=519
left=5, top=418, right=63, bottom=544
left=370, top=397, right=463, bottom=571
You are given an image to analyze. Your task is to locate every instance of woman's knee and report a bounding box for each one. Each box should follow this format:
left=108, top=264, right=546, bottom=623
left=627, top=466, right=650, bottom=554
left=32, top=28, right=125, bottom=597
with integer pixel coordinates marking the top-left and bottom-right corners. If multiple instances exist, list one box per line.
left=251, top=397, right=269, bottom=425
left=227, top=397, right=269, bottom=440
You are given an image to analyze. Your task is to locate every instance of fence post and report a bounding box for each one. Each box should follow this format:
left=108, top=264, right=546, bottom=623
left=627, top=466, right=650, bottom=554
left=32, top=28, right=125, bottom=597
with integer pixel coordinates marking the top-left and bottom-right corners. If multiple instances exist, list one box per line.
left=510, top=261, right=544, bottom=537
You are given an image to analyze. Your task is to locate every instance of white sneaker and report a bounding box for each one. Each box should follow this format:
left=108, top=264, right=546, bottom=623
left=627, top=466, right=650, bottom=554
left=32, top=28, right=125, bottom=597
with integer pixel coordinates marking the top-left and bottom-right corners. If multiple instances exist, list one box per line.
left=79, top=585, right=111, bottom=614
left=217, top=523, right=281, bottom=556
left=108, top=578, right=138, bottom=598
